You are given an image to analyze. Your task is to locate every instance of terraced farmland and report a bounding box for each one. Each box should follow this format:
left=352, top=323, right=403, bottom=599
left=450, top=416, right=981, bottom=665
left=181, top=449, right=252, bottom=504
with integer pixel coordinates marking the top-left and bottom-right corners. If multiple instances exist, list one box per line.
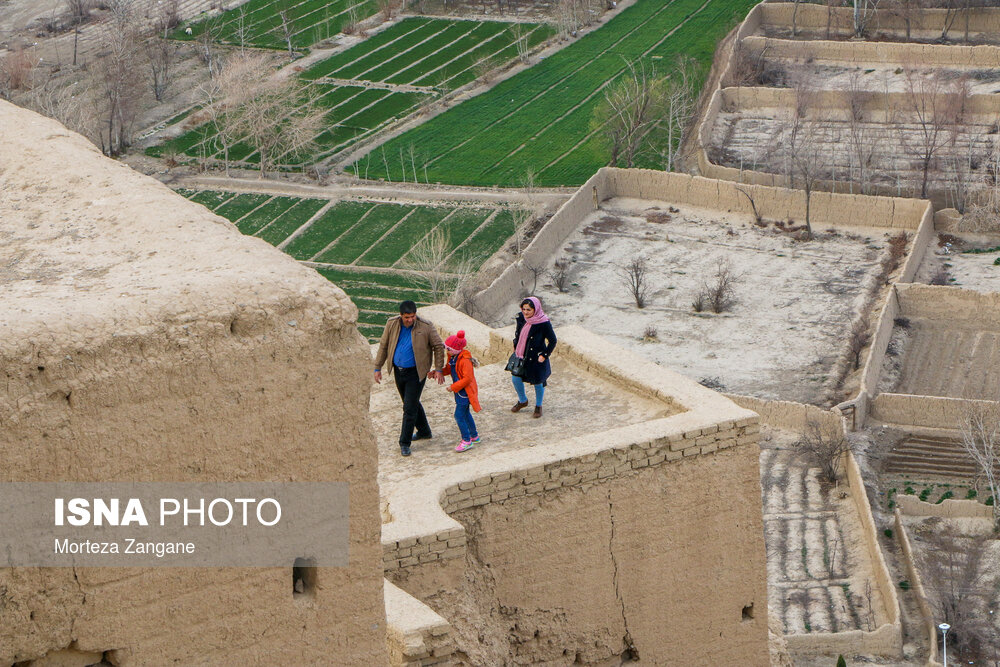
left=351, top=0, right=757, bottom=186
left=153, top=18, right=553, bottom=169
left=183, top=190, right=515, bottom=339
left=173, top=0, right=377, bottom=50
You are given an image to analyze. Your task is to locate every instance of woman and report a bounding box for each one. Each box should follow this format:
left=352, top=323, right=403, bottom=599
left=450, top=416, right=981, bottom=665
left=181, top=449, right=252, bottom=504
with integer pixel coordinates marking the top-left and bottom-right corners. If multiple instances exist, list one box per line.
left=510, top=296, right=557, bottom=418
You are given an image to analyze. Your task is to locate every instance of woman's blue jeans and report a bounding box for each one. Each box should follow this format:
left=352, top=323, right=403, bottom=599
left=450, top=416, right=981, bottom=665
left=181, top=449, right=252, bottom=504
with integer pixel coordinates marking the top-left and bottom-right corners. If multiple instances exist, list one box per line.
left=454, top=396, right=477, bottom=441
left=512, top=375, right=545, bottom=406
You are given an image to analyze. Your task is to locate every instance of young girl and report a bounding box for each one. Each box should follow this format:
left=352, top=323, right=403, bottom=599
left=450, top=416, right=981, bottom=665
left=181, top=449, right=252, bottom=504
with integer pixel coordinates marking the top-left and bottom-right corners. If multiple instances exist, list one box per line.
left=443, top=331, right=481, bottom=452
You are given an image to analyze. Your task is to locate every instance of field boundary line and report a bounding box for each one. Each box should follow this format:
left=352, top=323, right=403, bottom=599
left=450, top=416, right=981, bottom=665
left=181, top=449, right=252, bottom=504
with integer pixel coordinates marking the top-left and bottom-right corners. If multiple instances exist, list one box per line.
left=432, top=23, right=548, bottom=89
left=254, top=197, right=317, bottom=238
left=308, top=203, right=379, bottom=261
left=351, top=207, right=419, bottom=265
left=233, top=195, right=279, bottom=225
left=317, top=20, right=433, bottom=79
left=302, top=260, right=463, bottom=278
left=391, top=207, right=460, bottom=268
left=278, top=200, right=336, bottom=250
left=349, top=22, right=455, bottom=83
left=440, top=208, right=501, bottom=267
left=313, top=78, right=438, bottom=94
left=386, top=22, right=486, bottom=86
left=485, top=0, right=713, bottom=175
left=419, top=0, right=685, bottom=170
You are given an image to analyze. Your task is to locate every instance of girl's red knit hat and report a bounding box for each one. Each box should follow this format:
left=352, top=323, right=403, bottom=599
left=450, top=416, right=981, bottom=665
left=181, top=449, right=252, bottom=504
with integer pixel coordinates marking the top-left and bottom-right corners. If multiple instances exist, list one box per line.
left=445, top=330, right=467, bottom=350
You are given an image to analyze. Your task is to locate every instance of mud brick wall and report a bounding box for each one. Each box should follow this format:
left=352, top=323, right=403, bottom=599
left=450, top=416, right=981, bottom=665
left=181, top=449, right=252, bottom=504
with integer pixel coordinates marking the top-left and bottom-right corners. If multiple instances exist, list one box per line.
left=0, top=101, right=387, bottom=666
left=392, top=443, right=769, bottom=667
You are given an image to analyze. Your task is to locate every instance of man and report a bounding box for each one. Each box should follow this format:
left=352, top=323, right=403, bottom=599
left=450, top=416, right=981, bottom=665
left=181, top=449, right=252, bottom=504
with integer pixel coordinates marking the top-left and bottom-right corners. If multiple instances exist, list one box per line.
left=374, top=301, right=445, bottom=457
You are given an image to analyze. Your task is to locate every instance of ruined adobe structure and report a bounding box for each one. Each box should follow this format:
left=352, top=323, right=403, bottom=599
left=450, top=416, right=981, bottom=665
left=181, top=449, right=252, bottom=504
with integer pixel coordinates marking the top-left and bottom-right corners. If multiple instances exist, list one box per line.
left=0, top=101, right=773, bottom=665
left=0, top=100, right=387, bottom=665
left=379, top=306, right=770, bottom=666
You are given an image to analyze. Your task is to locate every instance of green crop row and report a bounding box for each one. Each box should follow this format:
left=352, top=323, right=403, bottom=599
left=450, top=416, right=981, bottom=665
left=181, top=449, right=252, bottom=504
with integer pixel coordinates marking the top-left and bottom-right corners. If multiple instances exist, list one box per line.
left=350, top=0, right=756, bottom=186
left=173, top=0, right=378, bottom=50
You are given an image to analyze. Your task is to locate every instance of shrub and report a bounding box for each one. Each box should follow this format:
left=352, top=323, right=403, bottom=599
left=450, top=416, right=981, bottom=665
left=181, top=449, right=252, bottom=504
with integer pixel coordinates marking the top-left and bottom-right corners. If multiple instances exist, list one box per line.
left=549, top=259, right=570, bottom=293
left=643, top=324, right=658, bottom=340
left=899, top=580, right=911, bottom=591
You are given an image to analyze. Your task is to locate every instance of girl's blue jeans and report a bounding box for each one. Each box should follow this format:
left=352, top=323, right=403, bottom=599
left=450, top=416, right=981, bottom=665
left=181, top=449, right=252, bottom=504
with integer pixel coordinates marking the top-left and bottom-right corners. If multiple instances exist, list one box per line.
left=454, top=395, right=477, bottom=441
left=512, top=375, right=545, bottom=406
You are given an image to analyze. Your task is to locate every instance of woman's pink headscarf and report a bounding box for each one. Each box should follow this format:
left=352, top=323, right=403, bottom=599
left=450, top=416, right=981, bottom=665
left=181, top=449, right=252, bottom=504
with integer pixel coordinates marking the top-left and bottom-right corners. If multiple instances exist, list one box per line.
left=515, top=296, right=550, bottom=359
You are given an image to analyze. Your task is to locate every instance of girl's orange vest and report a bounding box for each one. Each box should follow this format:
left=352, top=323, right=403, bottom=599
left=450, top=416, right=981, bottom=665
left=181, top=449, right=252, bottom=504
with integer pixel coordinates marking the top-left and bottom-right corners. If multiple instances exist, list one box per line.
left=445, top=349, right=481, bottom=412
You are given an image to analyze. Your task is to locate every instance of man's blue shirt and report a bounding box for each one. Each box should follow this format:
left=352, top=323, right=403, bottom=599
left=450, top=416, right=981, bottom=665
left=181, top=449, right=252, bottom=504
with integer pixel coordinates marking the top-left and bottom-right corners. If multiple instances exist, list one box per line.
left=393, top=324, right=416, bottom=368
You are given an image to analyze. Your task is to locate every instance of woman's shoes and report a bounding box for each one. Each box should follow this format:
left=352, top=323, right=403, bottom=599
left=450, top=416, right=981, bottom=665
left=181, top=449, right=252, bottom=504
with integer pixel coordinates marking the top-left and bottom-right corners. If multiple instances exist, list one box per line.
left=511, top=400, right=529, bottom=412
left=533, top=406, right=542, bottom=418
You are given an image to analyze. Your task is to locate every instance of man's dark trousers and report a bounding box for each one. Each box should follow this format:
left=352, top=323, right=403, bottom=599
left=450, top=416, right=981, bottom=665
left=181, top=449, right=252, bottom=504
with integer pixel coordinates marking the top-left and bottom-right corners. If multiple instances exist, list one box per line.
left=394, top=365, right=431, bottom=445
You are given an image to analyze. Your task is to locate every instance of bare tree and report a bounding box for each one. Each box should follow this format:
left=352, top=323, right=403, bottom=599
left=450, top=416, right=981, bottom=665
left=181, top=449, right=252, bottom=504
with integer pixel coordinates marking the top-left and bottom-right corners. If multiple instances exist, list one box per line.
left=898, top=69, right=968, bottom=199
left=658, top=54, right=699, bottom=172
left=791, top=0, right=803, bottom=36
left=146, top=26, right=179, bottom=101
left=591, top=59, right=665, bottom=168
left=920, top=525, right=990, bottom=654
left=549, top=259, right=571, bottom=292
left=92, top=3, right=144, bottom=156
left=844, top=72, right=880, bottom=194
left=960, top=403, right=1000, bottom=531
left=852, top=0, right=884, bottom=38
left=886, top=0, right=916, bottom=40
left=198, top=17, right=223, bottom=76
left=405, top=228, right=480, bottom=306
left=197, top=52, right=267, bottom=175
left=618, top=257, right=651, bottom=308
left=698, top=258, right=740, bottom=314
left=218, top=61, right=325, bottom=177
left=736, top=187, right=762, bottom=225
left=512, top=23, right=531, bottom=65
left=789, top=120, right=824, bottom=238
left=847, top=315, right=871, bottom=370
left=795, top=419, right=851, bottom=483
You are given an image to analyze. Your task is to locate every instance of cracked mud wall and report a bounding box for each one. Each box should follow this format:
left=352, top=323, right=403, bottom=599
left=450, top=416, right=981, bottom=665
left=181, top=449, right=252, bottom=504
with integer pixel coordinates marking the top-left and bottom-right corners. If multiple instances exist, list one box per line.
left=389, top=445, right=768, bottom=666
left=0, top=100, right=386, bottom=665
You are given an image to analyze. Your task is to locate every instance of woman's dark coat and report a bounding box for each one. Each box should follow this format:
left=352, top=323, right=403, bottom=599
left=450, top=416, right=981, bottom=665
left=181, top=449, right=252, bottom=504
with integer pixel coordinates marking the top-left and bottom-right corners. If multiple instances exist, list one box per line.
left=513, top=313, right=557, bottom=386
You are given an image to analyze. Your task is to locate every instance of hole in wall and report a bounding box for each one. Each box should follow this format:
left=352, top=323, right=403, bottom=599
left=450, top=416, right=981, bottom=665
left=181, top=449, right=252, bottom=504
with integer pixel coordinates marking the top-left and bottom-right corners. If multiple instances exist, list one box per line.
left=293, top=557, right=317, bottom=598
left=742, top=603, right=754, bottom=621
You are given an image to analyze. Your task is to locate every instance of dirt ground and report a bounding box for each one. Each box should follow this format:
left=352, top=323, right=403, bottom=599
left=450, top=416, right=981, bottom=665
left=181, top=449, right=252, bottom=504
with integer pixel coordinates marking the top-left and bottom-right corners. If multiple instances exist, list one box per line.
left=529, top=197, right=889, bottom=404
left=760, top=427, right=889, bottom=638
left=913, top=230, right=1000, bottom=293
left=755, top=59, right=1000, bottom=96
left=369, top=355, right=674, bottom=489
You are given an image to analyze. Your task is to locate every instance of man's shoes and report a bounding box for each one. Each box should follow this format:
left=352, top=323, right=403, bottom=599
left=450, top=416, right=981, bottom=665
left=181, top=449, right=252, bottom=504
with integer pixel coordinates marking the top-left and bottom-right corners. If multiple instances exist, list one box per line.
left=533, top=406, right=542, bottom=419
left=412, top=432, right=432, bottom=441
left=400, top=444, right=411, bottom=457
left=511, top=401, right=529, bottom=413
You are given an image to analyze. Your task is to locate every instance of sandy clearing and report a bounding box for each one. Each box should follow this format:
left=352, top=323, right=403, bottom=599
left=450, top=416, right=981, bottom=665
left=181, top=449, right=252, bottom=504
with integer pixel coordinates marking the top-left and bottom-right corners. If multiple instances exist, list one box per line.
left=527, top=196, right=889, bottom=403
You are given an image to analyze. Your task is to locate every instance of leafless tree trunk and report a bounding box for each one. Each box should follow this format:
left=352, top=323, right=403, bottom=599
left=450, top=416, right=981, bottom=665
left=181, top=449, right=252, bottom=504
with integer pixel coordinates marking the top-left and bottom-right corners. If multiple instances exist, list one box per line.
left=960, top=403, right=1000, bottom=531
left=276, top=6, right=297, bottom=57
left=795, top=420, right=850, bottom=483
left=592, top=59, right=665, bottom=168
left=898, top=69, right=968, bottom=199
left=920, top=526, right=990, bottom=654
left=845, top=72, right=879, bottom=194
left=217, top=53, right=325, bottom=177
left=659, top=54, right=699, bottom=172
left=618, top=257, right=651, bottom=308
left=792, top=0, right=802, bottom=36
left=93, top=2, right=143, bottom=156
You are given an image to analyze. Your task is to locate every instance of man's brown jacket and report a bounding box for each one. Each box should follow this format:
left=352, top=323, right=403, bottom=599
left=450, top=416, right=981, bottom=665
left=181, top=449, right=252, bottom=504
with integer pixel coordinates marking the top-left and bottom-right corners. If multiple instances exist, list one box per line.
left=374, top=315, right=445, bottom=382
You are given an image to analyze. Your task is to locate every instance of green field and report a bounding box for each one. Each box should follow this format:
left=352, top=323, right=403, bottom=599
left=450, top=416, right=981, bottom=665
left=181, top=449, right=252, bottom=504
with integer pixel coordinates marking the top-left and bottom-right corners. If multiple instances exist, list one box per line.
left=153, top=18, right=553, bottom=169
left=173, top=0, right=377, bottom=50
left=184, top=190, right=515, bottom=339
left=349, top=0, right=757, bottom=186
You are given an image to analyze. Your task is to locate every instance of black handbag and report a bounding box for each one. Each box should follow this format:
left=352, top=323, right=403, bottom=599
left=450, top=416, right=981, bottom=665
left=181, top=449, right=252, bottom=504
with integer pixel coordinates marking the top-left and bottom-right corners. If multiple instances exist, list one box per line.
left=504, top=353, right=525, bottom=378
